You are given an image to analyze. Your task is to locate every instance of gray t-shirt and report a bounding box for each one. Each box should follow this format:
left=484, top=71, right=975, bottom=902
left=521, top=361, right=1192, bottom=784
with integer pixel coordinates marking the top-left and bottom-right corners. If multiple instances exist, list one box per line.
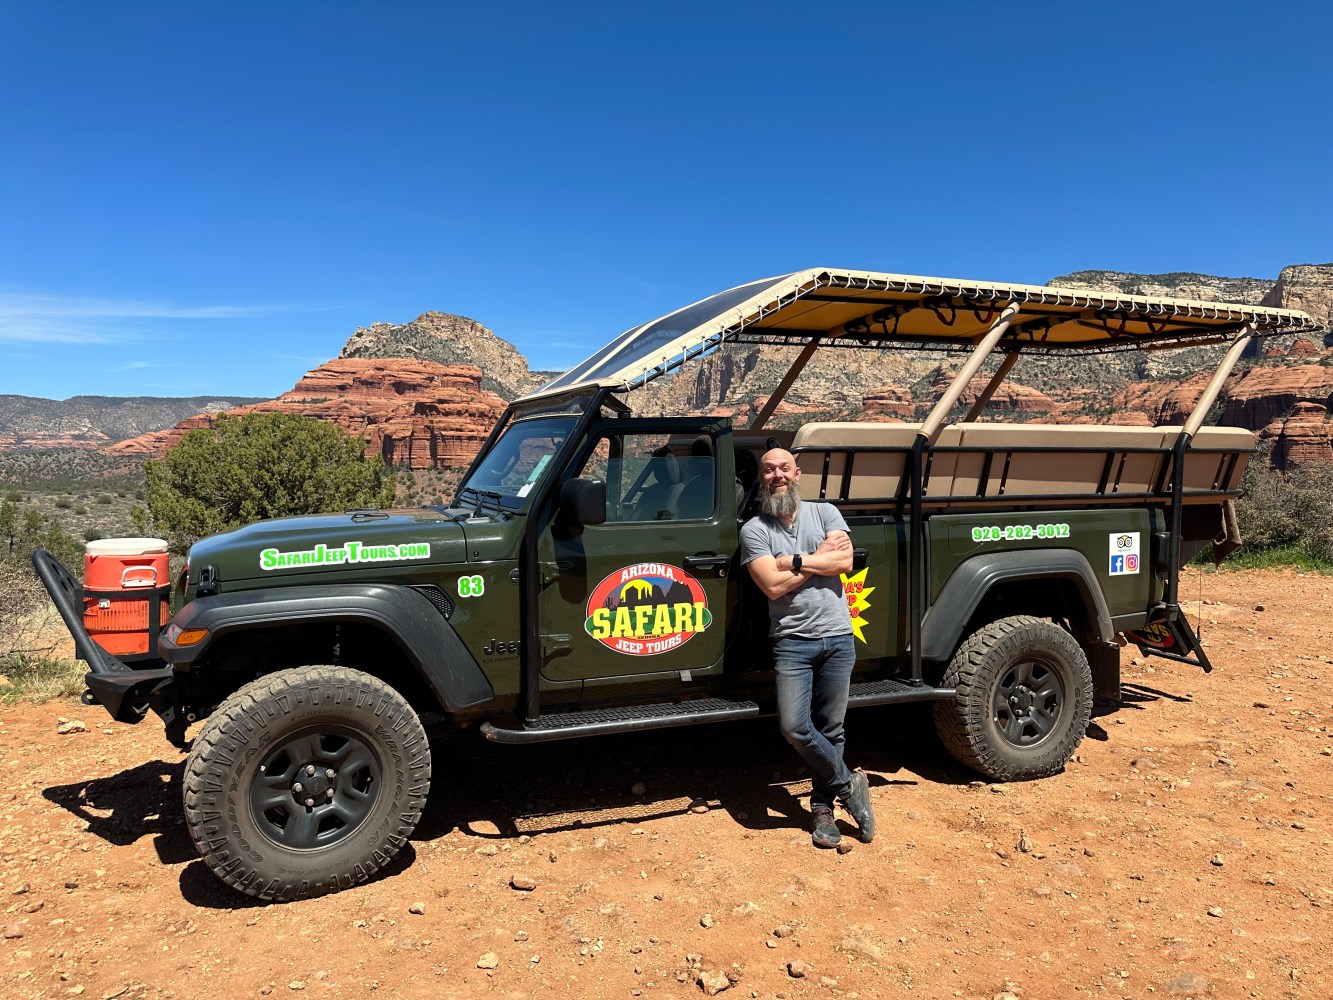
left=740, top=501, right=853, bottom=639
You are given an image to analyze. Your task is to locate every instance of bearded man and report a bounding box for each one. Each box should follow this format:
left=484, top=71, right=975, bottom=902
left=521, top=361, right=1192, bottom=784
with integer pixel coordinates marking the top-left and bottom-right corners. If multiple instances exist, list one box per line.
left=739, top=448, right=876, bottom=849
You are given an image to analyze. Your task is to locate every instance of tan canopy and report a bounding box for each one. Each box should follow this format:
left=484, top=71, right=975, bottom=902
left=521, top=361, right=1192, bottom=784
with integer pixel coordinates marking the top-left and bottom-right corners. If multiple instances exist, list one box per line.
left=531, top=267, right=1322, bottom=400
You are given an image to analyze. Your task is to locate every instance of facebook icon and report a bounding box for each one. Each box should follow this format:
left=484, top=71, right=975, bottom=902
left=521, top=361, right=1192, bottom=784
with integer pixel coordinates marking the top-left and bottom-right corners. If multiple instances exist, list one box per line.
left=1110, top=554, right=1125, bottom=574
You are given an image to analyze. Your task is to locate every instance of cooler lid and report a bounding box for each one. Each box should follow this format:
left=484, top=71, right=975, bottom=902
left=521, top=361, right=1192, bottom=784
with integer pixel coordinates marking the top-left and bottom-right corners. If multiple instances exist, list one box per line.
left=85, top=537, right=170, bottom=556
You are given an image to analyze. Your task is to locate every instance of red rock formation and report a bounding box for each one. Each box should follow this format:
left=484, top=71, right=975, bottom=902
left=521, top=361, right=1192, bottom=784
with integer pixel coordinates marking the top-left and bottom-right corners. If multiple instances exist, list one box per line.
left=932, top=373, right=1056, bottom=414
left=1262, top=401, right=1333, bottom=467
left=108, top=358, right=507, bottom=470
left=106, top=430, right=172, bottom=456
left=0, top=431, right=110, bottom=450
left=862, top=386, right=914, bottom=420
left=1220, top=364, right=1333, bottom=429
left=1106, top=372, right=1213, bottom=426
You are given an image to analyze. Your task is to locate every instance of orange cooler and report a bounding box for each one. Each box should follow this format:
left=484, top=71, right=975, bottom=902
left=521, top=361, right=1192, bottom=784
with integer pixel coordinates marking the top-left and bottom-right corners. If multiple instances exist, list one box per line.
left=83, top=538, right=171, bottom=658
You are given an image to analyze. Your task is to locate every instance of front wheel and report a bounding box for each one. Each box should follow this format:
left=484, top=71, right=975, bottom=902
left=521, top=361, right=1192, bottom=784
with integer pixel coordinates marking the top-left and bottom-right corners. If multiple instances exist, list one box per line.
left=933, top=615, right=1092, bottom=781
left=183, top=665, right=431, bottom=901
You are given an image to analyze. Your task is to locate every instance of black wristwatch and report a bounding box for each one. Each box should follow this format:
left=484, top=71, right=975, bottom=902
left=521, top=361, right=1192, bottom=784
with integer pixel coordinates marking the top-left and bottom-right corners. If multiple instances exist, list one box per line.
left=791, top=552, right=803, bottom=573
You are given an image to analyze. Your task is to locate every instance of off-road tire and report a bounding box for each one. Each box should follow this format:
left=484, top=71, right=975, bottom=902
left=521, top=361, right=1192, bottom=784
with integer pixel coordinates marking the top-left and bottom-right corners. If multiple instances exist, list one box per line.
left=932, top=615, right=1092, bottom=781
left=183, top=665, right=430, bottom=902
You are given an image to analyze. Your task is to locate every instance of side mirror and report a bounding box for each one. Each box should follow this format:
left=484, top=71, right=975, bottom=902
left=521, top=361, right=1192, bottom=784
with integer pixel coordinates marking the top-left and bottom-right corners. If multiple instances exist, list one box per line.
left=558, top=478, right=606, bottom=526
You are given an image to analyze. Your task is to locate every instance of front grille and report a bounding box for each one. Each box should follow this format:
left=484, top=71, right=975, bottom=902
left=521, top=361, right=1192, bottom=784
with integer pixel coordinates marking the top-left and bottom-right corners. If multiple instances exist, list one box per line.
left=413, top=585, right=455, bottom=620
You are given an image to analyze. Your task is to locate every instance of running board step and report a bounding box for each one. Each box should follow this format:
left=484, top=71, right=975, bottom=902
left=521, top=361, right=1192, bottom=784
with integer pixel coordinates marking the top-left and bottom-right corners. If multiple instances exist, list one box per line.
left=481, top=698, right=760, bottom=745
left=847, top=677, right=955, bottom=707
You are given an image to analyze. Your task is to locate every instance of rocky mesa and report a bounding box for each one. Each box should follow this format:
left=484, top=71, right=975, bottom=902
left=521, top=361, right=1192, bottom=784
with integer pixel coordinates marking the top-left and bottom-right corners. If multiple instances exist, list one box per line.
left=101, top=264, right=1333, bottom=474
left=109, top=358, right=505, bottom=470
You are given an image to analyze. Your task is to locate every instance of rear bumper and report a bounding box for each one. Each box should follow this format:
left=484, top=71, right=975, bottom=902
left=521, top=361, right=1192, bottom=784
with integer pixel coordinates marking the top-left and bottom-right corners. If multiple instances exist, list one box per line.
left=31, top=549, right=177, bottom=725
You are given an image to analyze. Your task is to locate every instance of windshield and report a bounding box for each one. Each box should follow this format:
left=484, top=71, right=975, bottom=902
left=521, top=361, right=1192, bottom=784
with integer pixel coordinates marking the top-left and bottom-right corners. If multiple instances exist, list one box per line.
left=457, top=415, right=579, bottom=510
left=540, top=274, right=791, bottom=392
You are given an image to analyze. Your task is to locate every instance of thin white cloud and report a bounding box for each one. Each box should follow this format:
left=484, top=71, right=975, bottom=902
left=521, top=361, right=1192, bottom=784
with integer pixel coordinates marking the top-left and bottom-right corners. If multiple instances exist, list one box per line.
left=111, top=360, right=181, bottom=372
left=0, top=316, right=127, bottom=345
left=0, top=291, right=299, bottom=344
left=0, top=292, right=288, bottom=320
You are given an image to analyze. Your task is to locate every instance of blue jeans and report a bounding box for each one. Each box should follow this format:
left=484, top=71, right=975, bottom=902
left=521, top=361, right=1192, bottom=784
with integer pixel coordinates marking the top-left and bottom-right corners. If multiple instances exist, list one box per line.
left=773, top=633, right=856, bottom=811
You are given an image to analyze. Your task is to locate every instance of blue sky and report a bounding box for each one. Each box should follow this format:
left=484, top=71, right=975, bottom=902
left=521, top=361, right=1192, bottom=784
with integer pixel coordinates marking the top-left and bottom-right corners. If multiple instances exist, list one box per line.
left=2, top=1, right=1330, bottom=400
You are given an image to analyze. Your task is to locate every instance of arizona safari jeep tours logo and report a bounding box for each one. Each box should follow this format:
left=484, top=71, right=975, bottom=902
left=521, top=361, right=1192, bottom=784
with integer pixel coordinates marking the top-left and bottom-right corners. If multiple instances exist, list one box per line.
left=584, top=563, right=712, bottom=656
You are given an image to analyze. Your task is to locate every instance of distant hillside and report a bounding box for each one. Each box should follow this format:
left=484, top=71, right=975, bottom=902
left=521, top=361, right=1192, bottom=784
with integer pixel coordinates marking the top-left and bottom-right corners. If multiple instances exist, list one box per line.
left=7, top=264, right=1330, bottom=476
left=0, top=394, right=264, bottom=450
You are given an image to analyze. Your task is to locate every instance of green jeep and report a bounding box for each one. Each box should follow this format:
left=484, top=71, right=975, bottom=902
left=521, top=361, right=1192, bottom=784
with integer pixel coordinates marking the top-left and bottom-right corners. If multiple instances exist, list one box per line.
left=34, top=267, right=1322, bottom=901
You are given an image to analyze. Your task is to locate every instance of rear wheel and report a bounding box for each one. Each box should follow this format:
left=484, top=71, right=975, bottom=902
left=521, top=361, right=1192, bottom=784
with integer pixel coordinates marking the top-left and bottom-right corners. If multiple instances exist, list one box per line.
left=183, top=665, right=430, bottom=901
left=933, top=615, right=1092, bottom=780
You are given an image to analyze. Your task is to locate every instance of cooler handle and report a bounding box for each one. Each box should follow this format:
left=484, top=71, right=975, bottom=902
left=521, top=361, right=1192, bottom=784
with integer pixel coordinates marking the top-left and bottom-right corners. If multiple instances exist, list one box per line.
left=121, top=566, right=158, bottom=589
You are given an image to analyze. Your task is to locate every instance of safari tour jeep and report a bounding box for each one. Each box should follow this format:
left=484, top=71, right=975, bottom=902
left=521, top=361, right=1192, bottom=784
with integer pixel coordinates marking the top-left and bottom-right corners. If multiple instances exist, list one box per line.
left=34, top=267, right=1322, bottom=901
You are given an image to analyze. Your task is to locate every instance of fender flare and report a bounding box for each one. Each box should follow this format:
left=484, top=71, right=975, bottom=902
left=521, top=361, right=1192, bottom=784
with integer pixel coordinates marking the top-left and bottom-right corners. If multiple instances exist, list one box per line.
left=162, top=584, right=493, bottom=712
left=920, top=549, right=1114, bottom=663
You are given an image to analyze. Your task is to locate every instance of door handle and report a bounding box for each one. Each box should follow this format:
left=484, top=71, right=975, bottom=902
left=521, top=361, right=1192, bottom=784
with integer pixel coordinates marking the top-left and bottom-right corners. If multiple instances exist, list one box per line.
left=683, top=553, right=729, bottom=577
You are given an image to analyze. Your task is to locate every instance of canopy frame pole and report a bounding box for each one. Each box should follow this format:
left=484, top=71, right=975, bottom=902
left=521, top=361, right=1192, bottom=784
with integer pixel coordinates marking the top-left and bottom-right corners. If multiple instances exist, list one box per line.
left=750, top=337, right=822, bottom=431
left=1162, top=323, right=1256, bottom=629
left=963, top=347, right=1022, bottom=422
left=1182, top=324, right=1255, bottom=438
left=918, top=302, right=1022, bottom=445
left=909, top=301, right=1020, bottom=685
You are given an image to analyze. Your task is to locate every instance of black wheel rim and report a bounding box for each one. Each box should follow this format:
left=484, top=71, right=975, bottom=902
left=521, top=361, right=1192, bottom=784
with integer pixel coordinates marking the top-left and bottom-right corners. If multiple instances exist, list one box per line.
left=990, top=655, right=1065, bottom=748
left=249, top=726, right=382, bottom=851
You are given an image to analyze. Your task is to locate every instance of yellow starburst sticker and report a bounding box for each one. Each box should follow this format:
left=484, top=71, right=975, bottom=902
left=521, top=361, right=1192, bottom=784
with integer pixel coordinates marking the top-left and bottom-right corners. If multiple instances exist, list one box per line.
left=840, top=567, right=874, bottom=643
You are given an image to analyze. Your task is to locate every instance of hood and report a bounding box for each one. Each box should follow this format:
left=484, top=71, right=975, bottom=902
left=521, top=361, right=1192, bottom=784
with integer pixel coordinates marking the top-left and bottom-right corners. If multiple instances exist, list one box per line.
left=186, top=507, right=470, bottom=586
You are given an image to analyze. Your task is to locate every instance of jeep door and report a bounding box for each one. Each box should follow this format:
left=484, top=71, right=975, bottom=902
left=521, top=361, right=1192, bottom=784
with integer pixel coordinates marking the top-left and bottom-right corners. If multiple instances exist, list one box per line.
left=539, top=419, right=737, bottom=683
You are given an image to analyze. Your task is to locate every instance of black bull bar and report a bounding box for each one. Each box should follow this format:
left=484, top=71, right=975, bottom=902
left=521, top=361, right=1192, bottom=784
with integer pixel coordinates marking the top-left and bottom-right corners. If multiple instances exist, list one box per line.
left=30, top=549, right=175, bottom=725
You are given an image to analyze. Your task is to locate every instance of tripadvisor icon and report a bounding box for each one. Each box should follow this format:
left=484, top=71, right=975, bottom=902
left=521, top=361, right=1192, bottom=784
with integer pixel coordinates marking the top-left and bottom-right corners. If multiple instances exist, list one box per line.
left=259, top=540, right=432, bottom=571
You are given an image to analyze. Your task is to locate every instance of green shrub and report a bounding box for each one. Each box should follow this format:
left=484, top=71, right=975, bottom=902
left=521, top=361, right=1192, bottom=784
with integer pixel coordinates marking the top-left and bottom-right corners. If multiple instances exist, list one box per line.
left=144, top=411, right=396, bottom=552
left=1232, top=446, right=1333, bottom=564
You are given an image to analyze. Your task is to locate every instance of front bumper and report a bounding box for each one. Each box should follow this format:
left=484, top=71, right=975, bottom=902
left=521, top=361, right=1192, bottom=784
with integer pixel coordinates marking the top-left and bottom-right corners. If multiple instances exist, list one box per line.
left=31, top=549, right=177, bottom=726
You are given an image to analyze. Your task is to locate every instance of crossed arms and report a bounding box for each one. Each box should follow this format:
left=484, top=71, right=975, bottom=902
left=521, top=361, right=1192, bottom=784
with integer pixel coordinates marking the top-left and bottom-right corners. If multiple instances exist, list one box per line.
left=746, top=529, right=852, bottom=600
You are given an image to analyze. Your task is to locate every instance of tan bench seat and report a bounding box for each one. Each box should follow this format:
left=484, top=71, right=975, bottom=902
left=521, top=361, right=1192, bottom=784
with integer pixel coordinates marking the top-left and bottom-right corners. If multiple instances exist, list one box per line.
left=790, top=420, right=1255, bottom=509
left=946, top=423, right=1170, bottom=502
left=792, top=422, right=923, bottom=501
left=1164, top=426, right=1255, bottom=497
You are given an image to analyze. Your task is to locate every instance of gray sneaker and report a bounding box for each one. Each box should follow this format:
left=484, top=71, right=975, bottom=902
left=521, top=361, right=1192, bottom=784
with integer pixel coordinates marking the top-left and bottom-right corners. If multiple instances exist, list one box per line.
left=811, top=807, right=840, bottom=849
left=839, top=770, right=876, bottom=843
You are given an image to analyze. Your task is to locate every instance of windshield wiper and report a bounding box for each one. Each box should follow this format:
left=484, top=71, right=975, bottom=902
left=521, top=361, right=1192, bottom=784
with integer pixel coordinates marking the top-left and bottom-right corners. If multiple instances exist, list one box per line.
left=458, top=486, right=511, bottom=519
left=346, top=508, right=390, bottom=522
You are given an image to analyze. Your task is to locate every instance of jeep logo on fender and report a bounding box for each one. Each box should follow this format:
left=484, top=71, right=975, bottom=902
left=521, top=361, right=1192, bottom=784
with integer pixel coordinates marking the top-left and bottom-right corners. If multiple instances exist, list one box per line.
left=584, top=562, right=712, bottom=656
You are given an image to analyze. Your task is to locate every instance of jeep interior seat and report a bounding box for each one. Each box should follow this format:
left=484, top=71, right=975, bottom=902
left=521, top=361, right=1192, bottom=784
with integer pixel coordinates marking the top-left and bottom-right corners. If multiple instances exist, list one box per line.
left=675, top=436, right=717, bottom=519
left=632, top=451, right=684, bottom=520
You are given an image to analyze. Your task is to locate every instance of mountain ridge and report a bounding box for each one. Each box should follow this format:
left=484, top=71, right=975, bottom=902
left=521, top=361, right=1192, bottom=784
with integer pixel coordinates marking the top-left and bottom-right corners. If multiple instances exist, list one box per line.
left=4, top=262, right=1330, bottom=471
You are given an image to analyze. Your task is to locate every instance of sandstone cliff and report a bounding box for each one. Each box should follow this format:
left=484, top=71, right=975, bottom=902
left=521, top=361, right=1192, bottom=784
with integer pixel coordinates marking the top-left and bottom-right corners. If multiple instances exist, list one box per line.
left=1260, top=264, right=1333, bottom=347
left=1050, top=264, right=1333, bottom=467
left=109, top=358, right=506, bottom=470
left=97, top=263, right=1333, bottom=477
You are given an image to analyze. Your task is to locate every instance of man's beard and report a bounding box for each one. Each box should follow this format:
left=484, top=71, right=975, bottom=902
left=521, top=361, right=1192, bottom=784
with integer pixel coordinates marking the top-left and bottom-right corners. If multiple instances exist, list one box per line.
left=761, top=481, right=801, bottom=519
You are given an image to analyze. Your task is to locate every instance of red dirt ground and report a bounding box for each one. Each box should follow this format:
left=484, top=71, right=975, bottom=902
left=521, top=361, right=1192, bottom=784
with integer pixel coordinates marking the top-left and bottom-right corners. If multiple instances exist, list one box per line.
left=1, top=567, right=1330, bottom=1000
